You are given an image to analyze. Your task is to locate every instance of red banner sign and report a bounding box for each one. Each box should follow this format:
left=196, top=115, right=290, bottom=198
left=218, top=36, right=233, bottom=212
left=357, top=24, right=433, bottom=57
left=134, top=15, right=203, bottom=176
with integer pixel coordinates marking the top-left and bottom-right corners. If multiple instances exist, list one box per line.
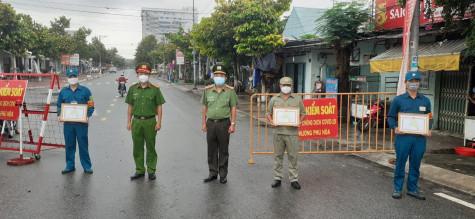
left=0, top=80, right=28, bottom=120
left=61, top=54, right=70, bottom=65
left=375, top=0, right=474, bottom=30
left=299, top=98, right=338, bottom=140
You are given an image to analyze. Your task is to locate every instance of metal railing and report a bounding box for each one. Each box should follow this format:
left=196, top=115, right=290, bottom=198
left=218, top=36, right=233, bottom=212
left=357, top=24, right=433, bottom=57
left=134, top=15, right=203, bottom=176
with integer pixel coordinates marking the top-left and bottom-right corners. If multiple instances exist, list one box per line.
left=248, top=92, right=397, bottom=163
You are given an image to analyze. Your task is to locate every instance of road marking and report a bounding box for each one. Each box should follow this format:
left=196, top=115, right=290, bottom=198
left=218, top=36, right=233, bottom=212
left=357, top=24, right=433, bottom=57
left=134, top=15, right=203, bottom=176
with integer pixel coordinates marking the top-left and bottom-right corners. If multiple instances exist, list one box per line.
left=113, top=99, right=117, bottom=102
left=101, top=117, right=107, bottom=121
left=106, top=82, right=110, bottom=84
left=434, top=193, right=475, bottom=209
left=111, top=104, right=115, bottom=107
left=97, top=83, right=101, bottom=85
left=87, top=83, right=92, bottom=85
left=106, top=110, right=111, bottom=113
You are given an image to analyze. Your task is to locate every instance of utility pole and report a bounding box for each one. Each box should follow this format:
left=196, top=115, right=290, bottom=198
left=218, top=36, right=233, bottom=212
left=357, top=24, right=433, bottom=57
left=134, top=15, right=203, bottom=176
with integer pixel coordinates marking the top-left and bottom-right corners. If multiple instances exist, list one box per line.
left=409, top=2, right=420, bottom=73
left=192, top=0, right=197, bottom=90
left=98, top=35, right=107, bottom=73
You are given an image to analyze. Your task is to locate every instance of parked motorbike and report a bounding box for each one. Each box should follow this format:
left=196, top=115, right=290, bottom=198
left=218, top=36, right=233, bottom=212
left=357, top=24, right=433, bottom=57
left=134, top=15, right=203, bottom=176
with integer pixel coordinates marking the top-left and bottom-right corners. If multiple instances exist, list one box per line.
left=356, top=99, right=390, bottom=132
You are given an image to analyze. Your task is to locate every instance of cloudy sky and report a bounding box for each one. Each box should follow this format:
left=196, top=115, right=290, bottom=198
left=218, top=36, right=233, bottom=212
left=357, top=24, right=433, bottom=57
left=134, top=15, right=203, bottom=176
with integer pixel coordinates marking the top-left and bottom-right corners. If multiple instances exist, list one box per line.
left=4, top=0, right=334, bottom=59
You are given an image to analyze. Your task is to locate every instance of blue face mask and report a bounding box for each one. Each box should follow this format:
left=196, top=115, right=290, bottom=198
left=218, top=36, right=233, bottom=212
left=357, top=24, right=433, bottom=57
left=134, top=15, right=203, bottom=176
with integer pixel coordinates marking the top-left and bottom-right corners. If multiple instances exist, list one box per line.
left=472, top=89, right=475, bottom=93
left=213, top=77, right=225, bottom=85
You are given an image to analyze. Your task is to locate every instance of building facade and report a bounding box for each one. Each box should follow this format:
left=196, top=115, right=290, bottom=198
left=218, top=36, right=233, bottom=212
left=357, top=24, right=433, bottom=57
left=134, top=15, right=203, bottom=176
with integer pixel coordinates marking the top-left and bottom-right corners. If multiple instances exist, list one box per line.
left=141, top=7, right=198, bottom=42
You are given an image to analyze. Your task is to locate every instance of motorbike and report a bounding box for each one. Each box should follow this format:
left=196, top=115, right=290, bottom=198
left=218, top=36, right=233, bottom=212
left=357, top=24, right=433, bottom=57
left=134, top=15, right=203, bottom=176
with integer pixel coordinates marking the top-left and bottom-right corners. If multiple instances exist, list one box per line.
left=356, top=99, right=390, bottom=132
left=118, top=81, right=126, bottom=97
left=1, top=120, right=18, bottom=138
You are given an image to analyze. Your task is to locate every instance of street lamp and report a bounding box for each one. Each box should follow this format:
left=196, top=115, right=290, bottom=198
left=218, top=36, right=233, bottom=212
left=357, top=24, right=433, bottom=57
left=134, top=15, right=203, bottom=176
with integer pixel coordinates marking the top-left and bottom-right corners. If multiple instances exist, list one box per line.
left=192, top=0, right=197, bottom=90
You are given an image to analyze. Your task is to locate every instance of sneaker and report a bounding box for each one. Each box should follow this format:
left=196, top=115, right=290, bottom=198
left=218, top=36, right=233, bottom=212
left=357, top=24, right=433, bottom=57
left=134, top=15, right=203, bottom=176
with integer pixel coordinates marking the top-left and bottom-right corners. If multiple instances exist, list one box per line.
left=407, top=191, right=426, bottom=200
left=392, top=191, right=402, bottom=199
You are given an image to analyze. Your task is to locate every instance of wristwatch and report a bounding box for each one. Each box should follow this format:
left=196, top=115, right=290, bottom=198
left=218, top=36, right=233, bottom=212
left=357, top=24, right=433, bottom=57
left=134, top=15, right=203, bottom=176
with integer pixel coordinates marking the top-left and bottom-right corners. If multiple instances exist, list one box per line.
left=231, top=122, right=236, bottom=125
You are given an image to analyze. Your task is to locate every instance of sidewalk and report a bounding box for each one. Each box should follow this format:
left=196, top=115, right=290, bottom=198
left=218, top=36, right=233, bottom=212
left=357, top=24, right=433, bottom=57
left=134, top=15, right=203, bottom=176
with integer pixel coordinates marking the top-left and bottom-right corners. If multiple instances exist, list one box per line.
left=161, top=76, right=475, bottom=195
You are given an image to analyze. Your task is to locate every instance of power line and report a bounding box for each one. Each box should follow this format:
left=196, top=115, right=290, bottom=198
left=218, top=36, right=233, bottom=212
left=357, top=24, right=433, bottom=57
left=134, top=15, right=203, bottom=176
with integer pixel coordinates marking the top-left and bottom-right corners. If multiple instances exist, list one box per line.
left=5, top=0, right=141, bottom=11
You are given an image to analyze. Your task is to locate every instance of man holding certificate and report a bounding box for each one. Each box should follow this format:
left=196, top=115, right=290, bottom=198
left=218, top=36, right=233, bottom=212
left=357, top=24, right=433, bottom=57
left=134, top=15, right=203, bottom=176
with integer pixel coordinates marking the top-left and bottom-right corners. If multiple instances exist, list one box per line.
left=57, top=68, right=95, bottom=174
left=387, top=71, right=432, bottom=200
left=266, top=77, right=306, bottom=190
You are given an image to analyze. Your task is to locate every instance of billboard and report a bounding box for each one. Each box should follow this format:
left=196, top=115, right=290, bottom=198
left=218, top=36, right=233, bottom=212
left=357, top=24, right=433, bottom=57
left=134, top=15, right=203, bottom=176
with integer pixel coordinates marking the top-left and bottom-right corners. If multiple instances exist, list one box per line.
left=176, top=50, right=184, bottom=65
left=70, top=54, right=80, bottom=66
left=61, top=54, right=70, bottom=65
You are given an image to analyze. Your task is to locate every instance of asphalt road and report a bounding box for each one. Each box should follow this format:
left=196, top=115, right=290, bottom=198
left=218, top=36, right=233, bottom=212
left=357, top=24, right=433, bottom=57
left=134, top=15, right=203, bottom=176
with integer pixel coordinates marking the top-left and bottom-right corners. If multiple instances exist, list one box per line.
left=0, top=70, right=474, bottom=218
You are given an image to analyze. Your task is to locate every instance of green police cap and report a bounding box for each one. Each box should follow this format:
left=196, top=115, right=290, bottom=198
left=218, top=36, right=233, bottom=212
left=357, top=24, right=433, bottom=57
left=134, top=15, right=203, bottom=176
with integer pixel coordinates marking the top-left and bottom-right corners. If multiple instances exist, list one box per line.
left=280, top=77, right=293, bottom=85
left=213, top=65, right=226, bottom=75
left=136, top=62, right=151, bottom=73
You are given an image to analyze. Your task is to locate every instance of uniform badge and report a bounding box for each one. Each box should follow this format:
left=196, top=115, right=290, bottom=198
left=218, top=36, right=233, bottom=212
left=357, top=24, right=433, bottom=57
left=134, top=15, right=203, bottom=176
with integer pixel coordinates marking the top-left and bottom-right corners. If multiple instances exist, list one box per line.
left=142, top=65, right=147, bottom=68
left=419, top=106, right=426, bottom=111
left=217, top=66, right=221, bottom=70
left=412, top=73, right=416, bottom=76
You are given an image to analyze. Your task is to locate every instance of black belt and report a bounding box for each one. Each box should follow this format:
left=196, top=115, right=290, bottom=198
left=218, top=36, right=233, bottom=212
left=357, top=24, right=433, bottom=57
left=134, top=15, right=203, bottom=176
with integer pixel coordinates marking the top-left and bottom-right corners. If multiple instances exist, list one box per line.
left=207, top=118, right=229, bottom=123
left=133, top=115, right=155, bottom=120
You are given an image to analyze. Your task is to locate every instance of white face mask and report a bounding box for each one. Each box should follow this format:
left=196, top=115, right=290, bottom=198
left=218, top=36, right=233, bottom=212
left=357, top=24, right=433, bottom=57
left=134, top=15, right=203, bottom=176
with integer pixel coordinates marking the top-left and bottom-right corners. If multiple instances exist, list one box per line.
left=68, top=78, right=78, bottom=85
left=138, top=75, right=149, bottom=83
left=281, top=86, right=292, bottom=94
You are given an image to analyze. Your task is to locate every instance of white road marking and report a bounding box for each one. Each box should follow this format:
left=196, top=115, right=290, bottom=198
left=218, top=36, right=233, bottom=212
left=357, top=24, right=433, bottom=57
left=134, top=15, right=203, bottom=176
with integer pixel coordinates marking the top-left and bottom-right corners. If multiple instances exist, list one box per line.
left=87, top=83, right=93, bottom=85
left=106, top=82, right=110, bottom=84
left=434, top=193, right=475, bottom=209
left=106, top=110, right=111, bottom=113
left=113, top=99, right=117, bottom=102
left=111, top=104, right=115, bottom=107
left=100, top=117, right=107, bottom=121
left=97, top=83, right=101, bottom=85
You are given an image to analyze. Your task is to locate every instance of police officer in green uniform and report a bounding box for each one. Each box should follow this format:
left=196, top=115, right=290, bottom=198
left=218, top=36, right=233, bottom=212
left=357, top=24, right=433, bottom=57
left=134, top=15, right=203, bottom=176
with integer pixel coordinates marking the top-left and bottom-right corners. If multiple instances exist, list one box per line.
left=266, top=77, right=306, bottom=189
left=126, top=62, right=166, bottom=180
left=201, top=65, right=238, bottom=184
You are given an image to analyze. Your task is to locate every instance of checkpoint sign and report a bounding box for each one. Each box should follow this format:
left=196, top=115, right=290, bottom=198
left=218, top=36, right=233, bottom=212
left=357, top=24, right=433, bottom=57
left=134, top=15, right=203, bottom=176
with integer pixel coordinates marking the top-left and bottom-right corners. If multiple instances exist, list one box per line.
left=299, top=98, right=338, bottom=140
left=0, top=80, right=28, bottom=120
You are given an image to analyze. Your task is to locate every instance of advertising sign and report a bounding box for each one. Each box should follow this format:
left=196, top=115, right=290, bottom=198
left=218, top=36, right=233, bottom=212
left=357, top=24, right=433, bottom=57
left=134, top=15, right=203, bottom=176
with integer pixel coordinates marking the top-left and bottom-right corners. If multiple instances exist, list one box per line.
left=375, top=0, right=474, bottom=30
left=61, top=54, right=70, bottom=65
left=0, top=80, right=28, bottom=120
left=70, top=54, right=80, bottom=66
left=325, top=78, right=338, bottom=98
left=299, top=98, right=339, bottom=140
left=176, top=50, right=185, bottom=65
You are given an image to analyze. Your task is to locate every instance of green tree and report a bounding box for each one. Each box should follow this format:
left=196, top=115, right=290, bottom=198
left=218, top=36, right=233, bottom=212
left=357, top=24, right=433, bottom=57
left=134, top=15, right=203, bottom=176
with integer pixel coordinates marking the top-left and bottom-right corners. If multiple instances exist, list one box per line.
left=49, top=16, right=70, bottom=35
left=0, top=3, right=36, bottom=56
left=134, top=35, right=158, bottom=64
left=71, top=27, right=93, bottom=59
left=166, top=27, right=193, bottom=60
left=316, top=1, right=371, bottom=92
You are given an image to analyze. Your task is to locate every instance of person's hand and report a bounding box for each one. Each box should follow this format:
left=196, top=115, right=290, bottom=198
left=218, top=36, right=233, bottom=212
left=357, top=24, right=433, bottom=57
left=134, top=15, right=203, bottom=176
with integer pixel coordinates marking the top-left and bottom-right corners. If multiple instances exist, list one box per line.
left=57, top=117, right=63, bottom=122
left=295, top=121, right=302, bottom=128
left=81, top=117, right=89, bottom=124
left=269, top=119, right=276, bottom=127
left=127, top=122, right=131, bottom=131
left=202, top=123, right=207, bottom=132
left=422, top=130, right=432, bottom=137
left=228, top=124, right=235, bottom=134
left=155, top=123, right=161, bottom=131
left=394, top=127, right=404, bottom=135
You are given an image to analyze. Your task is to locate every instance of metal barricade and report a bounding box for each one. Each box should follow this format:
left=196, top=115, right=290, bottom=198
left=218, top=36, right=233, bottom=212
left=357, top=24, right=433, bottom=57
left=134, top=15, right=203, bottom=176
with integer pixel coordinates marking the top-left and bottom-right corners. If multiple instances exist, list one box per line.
left=248, top=92, right=397, bottom=163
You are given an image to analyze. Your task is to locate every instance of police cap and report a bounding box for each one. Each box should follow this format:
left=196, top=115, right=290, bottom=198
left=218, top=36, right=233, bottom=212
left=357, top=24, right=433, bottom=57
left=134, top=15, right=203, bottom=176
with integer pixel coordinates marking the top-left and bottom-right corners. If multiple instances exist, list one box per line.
left=405, top=71, right=421, bottom=81
left=213, top=65, right=226, bottom=75
left=136, top=62, right=151, bottom=73
left=66, top=68, right=79, bottom=77
left=280, top=77, right=293, bottom=85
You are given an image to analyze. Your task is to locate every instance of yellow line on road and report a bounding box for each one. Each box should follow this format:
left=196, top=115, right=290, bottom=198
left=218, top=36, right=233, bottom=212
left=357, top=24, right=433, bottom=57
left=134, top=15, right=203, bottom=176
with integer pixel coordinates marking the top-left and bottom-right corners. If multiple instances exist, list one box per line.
left=101, top=117, right=107, bottom=121
left=107, top=110, right=111, bottom=113
left=111, top=104, right=115, bottom=107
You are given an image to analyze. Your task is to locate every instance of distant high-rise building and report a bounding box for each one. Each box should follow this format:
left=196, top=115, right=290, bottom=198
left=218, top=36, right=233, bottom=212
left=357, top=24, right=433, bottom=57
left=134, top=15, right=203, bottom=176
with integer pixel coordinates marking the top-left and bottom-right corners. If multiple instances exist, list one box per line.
left=141, top=7, right=198, bottom=43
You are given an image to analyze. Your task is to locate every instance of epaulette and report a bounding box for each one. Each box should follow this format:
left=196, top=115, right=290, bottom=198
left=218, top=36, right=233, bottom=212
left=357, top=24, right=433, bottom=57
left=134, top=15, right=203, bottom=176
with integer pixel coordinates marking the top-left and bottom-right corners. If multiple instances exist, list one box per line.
left=205, top=85, right=214, bottom=89
left=151, top=83, right=159, bottom=88
left=130, top=82, right=138, bottom=87
left=225, top=85, right=234, bottom=90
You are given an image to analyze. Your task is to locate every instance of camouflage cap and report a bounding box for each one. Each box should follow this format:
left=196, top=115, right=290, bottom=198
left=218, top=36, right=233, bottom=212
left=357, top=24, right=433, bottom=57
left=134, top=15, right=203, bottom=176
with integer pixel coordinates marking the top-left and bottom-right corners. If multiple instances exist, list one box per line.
left=135, top=62, right=151, bottom=73
left=212, top=65, right=226, bottom=75
left=280, top=77, right=293, bottom=85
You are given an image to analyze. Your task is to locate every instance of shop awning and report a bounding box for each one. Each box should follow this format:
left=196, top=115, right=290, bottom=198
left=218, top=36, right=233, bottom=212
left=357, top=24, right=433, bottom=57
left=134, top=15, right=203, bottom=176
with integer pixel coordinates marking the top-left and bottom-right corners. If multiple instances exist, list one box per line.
left=370, top=39, right=467, bottom=73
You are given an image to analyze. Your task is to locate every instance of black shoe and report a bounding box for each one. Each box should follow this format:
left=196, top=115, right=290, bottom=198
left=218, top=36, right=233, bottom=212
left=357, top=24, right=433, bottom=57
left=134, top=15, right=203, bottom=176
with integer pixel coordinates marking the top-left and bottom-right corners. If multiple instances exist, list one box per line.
left=130, top=173, right=145, bottom=180
left=219, top=176, right=227, bottom=184
left=392, top=191, right=402, bottom=199
left=271, top=180, right=281, bottom=188
left=291, top=181, right=301, bottom=190
left=61, top=168, right=76, bottom=174
left=203, top=175, right=217, bottom=183
left=407, top=191, right=426, bottom=200
left=149, top=173, right=156, bottom=180
left=84, top=169, right=93, bottom=174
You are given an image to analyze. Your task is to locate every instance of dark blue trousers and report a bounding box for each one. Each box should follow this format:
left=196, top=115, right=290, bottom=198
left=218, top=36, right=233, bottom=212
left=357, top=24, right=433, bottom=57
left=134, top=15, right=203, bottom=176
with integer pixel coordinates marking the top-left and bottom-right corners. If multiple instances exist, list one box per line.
left=64, top=123, right=91, bottom=170
left=394, top=134, right=426, bottom=192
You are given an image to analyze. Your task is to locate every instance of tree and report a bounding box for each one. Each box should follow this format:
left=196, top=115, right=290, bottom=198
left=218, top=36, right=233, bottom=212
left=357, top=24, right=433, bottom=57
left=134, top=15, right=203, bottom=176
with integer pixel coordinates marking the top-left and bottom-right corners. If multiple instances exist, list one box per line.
left=134, top=35, right=158, bottom=64
left=166, top=27, right=193, bottom=60
left=231, top=0, right=290, bottom=57
left=0, top=3, right=36, bottom=56
left=72, top=27, right=93, bottom=59
left=49, top=16, right=70, bottom=36
left=316, top=2, right=371, bottom=93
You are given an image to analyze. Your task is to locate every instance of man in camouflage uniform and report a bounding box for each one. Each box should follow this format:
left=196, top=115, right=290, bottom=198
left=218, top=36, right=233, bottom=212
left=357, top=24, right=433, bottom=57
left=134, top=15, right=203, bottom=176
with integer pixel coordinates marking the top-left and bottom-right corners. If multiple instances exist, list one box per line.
left=201, top=65, right=238, bottom=184
left=266, top=77, right=306, bottom=189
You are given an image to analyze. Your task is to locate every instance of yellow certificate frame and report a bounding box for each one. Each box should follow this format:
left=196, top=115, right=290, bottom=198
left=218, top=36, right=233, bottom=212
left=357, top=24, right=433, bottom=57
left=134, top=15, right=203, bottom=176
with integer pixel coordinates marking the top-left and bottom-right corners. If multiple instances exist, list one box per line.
left=398, top=113, right=429, bottom=135
left=61, top=104, right=88, bottom=122
left=273, top=107, right=300, bottom=126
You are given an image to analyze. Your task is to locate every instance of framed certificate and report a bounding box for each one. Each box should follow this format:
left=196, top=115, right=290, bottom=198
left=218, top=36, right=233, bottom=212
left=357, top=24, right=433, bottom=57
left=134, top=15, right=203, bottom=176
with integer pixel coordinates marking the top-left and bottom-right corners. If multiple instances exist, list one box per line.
left=61, top=104, right=88, bottom=122
left=273, top=107, right=300, bottom=126
left=398, top=113, right=429, bottom=135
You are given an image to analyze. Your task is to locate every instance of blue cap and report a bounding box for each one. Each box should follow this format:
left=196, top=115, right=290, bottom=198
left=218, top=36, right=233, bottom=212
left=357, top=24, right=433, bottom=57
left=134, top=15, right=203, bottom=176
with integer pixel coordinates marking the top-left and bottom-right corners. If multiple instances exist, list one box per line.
left=405, top=71, right=421, bottom=81
left=66, top=68, right=79, bottom=77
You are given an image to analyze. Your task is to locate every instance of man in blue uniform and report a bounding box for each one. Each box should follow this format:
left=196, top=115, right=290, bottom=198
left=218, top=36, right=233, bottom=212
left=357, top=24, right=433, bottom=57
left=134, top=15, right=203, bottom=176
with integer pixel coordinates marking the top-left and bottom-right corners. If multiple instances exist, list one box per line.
left=387, top=71, right=432, bottom=200
left=57, top=68, right=95, bottom=174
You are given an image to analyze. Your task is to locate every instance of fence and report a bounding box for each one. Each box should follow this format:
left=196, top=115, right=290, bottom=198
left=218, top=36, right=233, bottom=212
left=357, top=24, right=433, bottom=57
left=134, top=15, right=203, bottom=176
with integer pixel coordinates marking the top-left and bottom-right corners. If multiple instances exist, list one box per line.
left=248, top=92, right=397, bottom=163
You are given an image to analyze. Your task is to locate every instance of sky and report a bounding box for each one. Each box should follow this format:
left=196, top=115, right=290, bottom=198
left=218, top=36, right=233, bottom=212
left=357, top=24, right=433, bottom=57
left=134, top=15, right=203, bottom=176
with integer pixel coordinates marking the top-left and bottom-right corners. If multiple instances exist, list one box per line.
left=4, top=0, right=334, bottom=59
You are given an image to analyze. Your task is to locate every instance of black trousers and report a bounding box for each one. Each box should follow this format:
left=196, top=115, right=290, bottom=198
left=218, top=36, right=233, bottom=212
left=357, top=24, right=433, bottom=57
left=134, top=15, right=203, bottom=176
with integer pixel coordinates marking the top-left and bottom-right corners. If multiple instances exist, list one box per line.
left=206, top=119, right=230, bottom=177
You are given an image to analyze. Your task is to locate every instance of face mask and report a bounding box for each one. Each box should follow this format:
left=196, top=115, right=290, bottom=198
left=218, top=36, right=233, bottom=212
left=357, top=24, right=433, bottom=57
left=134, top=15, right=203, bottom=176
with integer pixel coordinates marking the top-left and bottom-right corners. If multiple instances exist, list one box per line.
left=281, top=86, right=292, bottom=94
left=472, top=89, right=475, bottom=93
left=316, top=77, right=320, bottom=81
left=138, top=75, right=149, bottom=83
left=68, top=78, right=78, bottom=85
left=408, top=82, right=420, bottom=91
left=214, top=77, right=225, bottom=85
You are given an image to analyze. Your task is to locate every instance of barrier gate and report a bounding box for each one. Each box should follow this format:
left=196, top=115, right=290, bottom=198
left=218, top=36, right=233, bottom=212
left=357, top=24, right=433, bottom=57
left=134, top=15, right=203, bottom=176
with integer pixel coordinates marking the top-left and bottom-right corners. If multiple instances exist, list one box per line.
left=0, top=73, right=65, bottom=160
left=248, top=92, right=397, bottom=163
